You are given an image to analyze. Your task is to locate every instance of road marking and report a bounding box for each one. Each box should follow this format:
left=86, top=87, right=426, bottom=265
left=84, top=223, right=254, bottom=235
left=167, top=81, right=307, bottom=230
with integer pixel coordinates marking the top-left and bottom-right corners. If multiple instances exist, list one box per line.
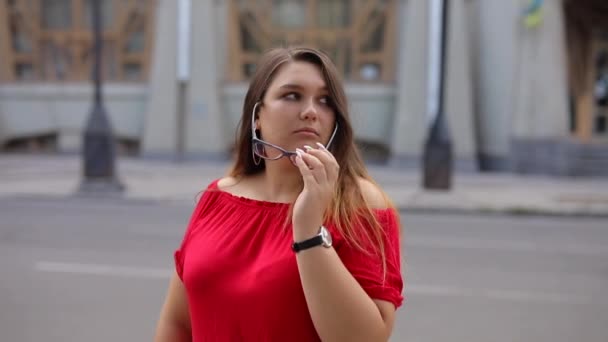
left=406, top=284, right=591, bottom=304
left=36, top=261, right=594, bottom=304
left=35, top=261, right=172, bottom=279
left=407, top=237, right=608, bottom=256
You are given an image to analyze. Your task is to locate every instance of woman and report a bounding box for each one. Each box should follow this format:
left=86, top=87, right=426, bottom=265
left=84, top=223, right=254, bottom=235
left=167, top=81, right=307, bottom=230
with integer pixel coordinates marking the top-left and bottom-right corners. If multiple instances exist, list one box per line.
left=155, top=47, right=404, bottom=341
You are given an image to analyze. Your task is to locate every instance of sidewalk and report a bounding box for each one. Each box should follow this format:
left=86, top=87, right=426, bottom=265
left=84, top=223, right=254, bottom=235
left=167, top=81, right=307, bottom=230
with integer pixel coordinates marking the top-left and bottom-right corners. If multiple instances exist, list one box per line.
left=1, top=154, right=608, bottom=216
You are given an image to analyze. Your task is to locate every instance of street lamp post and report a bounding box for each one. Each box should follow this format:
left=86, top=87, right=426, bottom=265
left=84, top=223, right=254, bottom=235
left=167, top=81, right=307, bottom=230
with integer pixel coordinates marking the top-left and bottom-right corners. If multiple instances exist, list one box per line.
left=423, top=0, right=452, bottom=190
left=176, top=0, right=192, bottom=162
left=80, top=0, right=123, bottom=193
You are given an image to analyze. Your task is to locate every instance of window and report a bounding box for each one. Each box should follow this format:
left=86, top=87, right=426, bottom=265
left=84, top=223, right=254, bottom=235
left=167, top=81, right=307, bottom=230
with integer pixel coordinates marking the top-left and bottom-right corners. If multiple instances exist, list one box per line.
left=0, top=0, right=156, bottom=82
left=594, top=36, right=608, bottom=137
left=226, top=0, right=398, bottom=82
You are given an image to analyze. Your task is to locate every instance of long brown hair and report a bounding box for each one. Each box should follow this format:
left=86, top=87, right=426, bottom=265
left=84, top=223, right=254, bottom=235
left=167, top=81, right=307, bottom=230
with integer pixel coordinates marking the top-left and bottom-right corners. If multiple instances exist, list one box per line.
left=229, top=47, right=398, bottom=278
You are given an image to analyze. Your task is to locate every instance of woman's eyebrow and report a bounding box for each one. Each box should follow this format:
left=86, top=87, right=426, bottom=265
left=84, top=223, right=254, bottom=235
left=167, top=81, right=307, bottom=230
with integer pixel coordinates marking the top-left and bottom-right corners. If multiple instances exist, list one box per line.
left=278, top=83, right=303, bottom=91
left=278, top=83, right=328, bottom=92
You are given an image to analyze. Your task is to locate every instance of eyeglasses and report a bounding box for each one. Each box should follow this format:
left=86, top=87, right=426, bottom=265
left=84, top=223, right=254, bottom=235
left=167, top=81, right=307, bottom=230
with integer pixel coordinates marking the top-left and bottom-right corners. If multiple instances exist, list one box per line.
left=251, top=102, right=338, bottom=161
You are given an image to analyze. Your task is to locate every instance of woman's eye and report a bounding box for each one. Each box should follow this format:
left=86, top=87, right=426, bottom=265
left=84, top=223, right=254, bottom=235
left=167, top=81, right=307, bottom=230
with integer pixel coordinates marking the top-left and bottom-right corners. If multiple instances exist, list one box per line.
left=320, top=96, right=331, bottom=105
left=284, top=93, right=299, bottom=100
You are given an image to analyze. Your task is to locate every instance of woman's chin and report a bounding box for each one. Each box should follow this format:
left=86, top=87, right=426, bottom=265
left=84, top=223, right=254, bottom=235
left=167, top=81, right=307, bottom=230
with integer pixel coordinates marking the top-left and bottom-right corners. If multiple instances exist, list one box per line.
left=294, top=138, right=321, bottom=149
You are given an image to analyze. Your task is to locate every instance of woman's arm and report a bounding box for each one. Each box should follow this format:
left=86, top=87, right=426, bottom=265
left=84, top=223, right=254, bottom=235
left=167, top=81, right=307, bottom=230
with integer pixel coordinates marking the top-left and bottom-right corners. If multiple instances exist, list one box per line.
left=293, top=147, right=399, bottom=341
left=294, top=242, right=396, bottom=342
left=154, top=272, right=192, bottom=342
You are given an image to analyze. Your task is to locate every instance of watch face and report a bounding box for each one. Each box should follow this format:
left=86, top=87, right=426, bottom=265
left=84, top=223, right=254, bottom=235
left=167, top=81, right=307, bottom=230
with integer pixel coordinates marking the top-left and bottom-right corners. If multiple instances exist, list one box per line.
left=320, top=226, right=333, bottom=247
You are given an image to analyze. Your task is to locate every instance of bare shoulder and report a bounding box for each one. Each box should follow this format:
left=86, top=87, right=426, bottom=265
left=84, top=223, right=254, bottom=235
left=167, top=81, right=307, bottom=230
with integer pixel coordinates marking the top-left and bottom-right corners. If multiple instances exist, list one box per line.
left=216, top=175, right=259, bottom=198
left=217, top=176, right=239, bottom=190
left=357, top=177, right=390, bottom=209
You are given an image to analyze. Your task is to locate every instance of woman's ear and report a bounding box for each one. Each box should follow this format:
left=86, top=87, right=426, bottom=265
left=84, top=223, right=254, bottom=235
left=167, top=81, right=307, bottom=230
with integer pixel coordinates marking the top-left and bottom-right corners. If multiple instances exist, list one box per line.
left=255, top=105, right=262, bottom=130
left=254, top=101, right=264, bottom=127
left=252, top=101, right=262, bottom=131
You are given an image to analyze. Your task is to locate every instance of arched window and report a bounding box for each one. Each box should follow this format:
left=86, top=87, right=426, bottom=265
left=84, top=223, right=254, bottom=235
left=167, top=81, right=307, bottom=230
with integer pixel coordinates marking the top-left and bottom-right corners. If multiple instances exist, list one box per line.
left=226, top=0, right=398, bottom=83
left=0, top=0, right=156, bottom=82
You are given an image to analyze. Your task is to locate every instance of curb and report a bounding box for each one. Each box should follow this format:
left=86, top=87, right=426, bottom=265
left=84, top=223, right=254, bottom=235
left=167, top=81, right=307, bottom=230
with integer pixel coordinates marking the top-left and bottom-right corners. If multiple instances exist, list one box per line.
left=396, top=205, right=608, bottom=218
left=3, top=192, right=608, bottom=218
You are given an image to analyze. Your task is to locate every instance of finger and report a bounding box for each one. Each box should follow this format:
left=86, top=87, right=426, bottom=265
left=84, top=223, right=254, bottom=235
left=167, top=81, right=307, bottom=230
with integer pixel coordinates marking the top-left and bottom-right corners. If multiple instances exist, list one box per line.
left=315, top=142, right=334, bottom=156
left=305, top=144, right=339, bottom=182
left=304, top=143, right=333, bottom=159
left=294, top=150, right=317, bottom=186
left=315, top=142, right=339, bottom=168
left=304, top=148, right=335, bottom=182
left=298, top=148, right=327, bottom=183
left=312, top=143, right=338, bottom=166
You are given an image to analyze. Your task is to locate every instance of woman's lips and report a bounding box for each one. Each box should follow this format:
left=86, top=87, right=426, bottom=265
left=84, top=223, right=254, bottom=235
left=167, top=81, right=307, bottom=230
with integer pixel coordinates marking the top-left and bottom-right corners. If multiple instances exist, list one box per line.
left=293, top=128, right=319, bottom=137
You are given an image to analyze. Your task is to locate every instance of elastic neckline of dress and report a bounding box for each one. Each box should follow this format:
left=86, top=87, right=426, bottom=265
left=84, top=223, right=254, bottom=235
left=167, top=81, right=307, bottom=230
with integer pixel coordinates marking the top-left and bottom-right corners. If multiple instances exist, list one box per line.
left=206, top=180, right=291, bottom=208
left=215, top=189, right=291, bottom=208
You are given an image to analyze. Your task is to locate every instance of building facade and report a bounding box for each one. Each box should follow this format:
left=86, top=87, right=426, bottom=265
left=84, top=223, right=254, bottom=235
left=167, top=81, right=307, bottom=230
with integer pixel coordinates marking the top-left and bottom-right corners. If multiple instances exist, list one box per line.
left=1, top=0, right=607, bottom=176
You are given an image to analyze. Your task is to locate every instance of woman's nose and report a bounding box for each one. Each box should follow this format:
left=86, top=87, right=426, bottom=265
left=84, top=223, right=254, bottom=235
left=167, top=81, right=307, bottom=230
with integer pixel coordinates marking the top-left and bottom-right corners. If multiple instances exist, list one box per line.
left=300, top=99, right=318, bottom=121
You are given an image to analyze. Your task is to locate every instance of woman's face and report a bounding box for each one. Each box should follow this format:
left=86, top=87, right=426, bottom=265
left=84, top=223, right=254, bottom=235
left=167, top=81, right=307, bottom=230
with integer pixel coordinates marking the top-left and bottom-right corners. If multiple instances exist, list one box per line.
left=256, top=61, right=336, bottom=154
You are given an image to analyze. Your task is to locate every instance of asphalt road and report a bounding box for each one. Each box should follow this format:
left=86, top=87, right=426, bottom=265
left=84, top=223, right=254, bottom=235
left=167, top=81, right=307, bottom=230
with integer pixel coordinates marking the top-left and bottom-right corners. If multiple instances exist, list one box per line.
left=1, top=196, right=607, bottom=342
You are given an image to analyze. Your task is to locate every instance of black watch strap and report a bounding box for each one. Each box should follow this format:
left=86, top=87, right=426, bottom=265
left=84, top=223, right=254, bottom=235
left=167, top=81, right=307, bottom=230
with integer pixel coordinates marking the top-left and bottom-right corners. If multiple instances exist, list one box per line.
left=292, top=235, right=324, bottom=253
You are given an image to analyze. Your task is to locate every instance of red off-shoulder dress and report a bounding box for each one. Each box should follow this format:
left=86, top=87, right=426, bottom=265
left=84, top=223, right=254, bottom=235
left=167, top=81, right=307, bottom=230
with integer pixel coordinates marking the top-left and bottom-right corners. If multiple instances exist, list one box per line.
left=174, top=180, right=404, bottom=341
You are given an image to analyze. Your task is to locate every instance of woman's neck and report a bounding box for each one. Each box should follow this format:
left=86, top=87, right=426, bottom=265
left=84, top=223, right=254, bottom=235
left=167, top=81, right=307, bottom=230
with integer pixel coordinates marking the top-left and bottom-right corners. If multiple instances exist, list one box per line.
left=256, top=160, right=302, bottom=203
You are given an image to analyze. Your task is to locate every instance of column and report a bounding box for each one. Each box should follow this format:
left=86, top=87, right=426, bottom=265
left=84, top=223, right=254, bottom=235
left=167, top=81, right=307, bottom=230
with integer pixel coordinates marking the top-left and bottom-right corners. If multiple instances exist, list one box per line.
left=185, top=0, right=225, bottom=158
left=511, top=0, right=570, bottom=173
left=390, top=0, right=476, bottom=171
left=141, top=0, right=179, bottom=157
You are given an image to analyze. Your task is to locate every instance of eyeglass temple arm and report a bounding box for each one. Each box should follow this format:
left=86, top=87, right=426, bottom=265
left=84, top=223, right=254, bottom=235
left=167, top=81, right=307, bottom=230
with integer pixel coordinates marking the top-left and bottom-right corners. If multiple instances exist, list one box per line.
left=326, top=122, right=339, bottom=149
left=251, top=102, right=260, bottom=134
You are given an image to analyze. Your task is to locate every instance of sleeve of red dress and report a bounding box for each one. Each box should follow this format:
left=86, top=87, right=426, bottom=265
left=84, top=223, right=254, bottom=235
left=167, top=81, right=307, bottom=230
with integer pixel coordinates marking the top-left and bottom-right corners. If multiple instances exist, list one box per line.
left=334, top=208, right=405, bottom=308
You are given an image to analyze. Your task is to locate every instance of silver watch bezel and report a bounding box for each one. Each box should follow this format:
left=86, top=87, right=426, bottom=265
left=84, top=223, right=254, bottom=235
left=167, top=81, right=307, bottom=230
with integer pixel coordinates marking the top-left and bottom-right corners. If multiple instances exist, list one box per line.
left=319, top=226, right=333, bottom=248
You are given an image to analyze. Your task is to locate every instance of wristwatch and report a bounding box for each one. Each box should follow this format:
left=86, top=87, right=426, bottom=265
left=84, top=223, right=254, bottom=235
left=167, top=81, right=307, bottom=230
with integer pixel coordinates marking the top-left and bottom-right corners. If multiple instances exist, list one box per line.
left=292, top=226, right=333, bottom=253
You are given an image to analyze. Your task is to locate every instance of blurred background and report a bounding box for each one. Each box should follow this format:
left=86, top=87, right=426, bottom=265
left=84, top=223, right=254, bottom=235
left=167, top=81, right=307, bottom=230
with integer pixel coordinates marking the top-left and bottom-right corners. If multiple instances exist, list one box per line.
left=1, top=0, right=607, bottom=341
left=1, top=0, right=607, bottom=171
